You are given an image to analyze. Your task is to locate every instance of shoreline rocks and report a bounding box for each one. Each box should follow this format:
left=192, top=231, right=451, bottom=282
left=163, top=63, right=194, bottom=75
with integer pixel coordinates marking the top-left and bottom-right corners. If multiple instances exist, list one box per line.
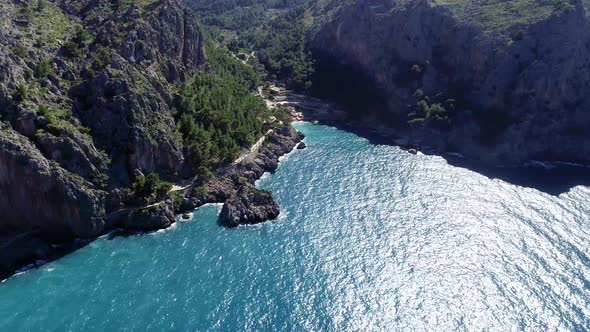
left=124, top=201, right=176, bottom=231
left=182, top=124, right=304, bottom=227
left=0, top=123, right=302, bottom=281
left=219, top=186, right=280, bottom=227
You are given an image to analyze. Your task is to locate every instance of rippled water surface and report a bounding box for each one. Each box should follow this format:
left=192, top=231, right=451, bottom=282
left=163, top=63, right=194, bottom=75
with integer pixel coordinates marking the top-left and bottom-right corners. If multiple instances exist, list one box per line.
left=2, top=122, right=590, bottom=331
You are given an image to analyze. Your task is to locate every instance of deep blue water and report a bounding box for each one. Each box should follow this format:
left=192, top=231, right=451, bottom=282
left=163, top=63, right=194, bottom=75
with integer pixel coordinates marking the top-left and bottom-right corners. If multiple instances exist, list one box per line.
left=2, top=122, right=590, bottom=331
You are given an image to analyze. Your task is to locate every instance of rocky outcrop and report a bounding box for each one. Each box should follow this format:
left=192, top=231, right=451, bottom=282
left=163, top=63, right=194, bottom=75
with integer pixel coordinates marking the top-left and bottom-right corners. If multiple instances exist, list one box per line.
left=124, top=201, right=175, bottom=231
left=188, top=124, right=304, bottom=208
left=181, top=124, right=303, bottom=226
left=72, top=0, right=206, bottom=183
left=0, top=123, right=107, bottom=278
left=0, top=125, right=106, bottom=241
left=309, top=0, right=590, bottom=165
left=219, top=185, right=280, bottom=227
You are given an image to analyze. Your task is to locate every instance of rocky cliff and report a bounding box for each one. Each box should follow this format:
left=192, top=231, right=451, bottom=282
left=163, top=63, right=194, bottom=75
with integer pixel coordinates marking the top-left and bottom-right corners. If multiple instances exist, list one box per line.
left=309, top=0, right=590, bottom=164
left=0, top=0, right=207, bottom=276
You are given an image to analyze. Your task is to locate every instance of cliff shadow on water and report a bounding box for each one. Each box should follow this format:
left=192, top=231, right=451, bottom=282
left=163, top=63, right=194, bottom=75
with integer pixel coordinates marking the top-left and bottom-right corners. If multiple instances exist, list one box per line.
left=443, top=157, right=590, bottom=196
left=342, top=122, right=590, bottom=196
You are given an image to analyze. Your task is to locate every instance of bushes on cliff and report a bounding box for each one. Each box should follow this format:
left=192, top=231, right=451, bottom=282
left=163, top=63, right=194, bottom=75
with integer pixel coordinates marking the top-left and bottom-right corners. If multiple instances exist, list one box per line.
left=239, top=7, right=314, bottom=90
left=129, top=173, right=173, bottom=205
left=35, top=60, right=52, bottom=79
left=63, top=26, right=92, bottom=58
left=15, top=84, right=28, bottom=103
left=407, top=98, right=452, bottom=129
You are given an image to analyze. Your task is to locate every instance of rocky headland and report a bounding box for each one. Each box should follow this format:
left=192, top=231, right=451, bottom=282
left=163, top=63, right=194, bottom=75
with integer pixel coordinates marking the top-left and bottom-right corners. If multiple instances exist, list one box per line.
left=185, top=124, right=304, bottom=227
left=0, top=0, right=302, bottom=280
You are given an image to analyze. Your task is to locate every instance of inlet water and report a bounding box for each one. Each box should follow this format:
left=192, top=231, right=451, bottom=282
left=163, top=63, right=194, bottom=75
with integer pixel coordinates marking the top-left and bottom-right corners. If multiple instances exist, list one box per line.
left=1, top=122, right=590, bottom=331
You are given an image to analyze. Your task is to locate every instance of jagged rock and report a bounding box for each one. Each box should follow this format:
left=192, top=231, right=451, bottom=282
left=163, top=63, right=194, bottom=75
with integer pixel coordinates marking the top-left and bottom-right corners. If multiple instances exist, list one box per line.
left=124, top=201, right=175, bottom=231
left=0, top=234, right=51, bottom=280
left=187, top=124, right=304, bottom=214
left=297, top=141, right=307, bottom=149
left=219, top=186, right=280, bottom=227
left=0, top=0, right=207, bottom=277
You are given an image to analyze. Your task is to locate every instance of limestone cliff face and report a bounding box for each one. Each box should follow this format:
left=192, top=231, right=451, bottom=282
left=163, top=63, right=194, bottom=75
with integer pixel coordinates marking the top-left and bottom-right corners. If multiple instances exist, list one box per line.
left=0, top=0, right=206, bottom=274
left=0, top=125, right=105, bottom=240
left=310, top=0, right=590, bottom=164
left=72, top=0, right=206, bottom=183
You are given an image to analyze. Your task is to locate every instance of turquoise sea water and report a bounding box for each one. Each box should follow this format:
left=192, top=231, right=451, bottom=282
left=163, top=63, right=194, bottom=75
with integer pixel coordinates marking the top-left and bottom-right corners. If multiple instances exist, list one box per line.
left=1, top=122, right=590, bottom=331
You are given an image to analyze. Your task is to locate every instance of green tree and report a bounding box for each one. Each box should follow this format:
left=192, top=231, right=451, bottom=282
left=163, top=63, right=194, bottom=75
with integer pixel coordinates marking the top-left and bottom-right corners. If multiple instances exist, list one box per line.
left=35, top=60, right=52, bottom=79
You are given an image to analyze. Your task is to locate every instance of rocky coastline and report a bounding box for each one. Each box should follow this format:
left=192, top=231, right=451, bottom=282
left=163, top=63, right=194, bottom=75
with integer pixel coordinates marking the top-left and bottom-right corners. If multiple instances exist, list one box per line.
left=267, top=85, right=590, bottom=173
left=1, top=123, right=302, bottom=281
left=180, top=124, right=304, bottom=226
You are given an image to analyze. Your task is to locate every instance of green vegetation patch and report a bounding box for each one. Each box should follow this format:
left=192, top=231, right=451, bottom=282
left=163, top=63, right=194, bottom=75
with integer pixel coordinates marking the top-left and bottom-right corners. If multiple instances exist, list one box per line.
left=128, top=173, right=173, bottom=206
left=26, top=0, right=77, bottom=48
left=37, top=104, right=90, bottom=136
left=434, top=0, right=559, bottom=34
left=174, top=43, right=270, bottom=175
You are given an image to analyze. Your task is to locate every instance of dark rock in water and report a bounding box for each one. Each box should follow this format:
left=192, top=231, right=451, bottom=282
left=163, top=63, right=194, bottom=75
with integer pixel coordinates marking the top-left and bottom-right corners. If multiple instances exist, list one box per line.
left=124, top=201, right=175, bottom=231
left=408, top=149, right=418, bottom=155
left=297, top=141, right=307, bottom=149
left=181, top=213, right=191, bottom=220
left=219, top=186, right=280, bottom=227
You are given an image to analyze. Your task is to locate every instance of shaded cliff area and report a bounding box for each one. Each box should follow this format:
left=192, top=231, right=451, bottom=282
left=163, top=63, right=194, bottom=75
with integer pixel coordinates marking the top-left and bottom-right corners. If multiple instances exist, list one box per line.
left=308, top=0, right=590, bottom=165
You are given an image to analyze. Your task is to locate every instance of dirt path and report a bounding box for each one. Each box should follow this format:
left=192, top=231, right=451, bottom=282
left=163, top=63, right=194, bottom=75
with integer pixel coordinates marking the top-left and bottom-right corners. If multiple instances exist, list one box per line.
left=233, top=129, right=273, bottom=164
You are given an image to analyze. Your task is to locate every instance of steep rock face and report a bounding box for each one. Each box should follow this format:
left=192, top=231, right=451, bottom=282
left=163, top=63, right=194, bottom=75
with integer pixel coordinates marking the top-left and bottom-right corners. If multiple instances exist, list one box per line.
left=0, top=125, right=106, bottom=240
left=310, top=0, right=590, bottom=164
left=73, top=0, right=206, bottom=183
left=0, top=0, right=206, bottom=277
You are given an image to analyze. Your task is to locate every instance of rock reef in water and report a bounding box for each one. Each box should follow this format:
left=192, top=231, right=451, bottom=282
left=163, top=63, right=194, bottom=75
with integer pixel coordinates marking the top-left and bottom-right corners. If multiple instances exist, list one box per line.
left=124, top=201, right=176, bottom=231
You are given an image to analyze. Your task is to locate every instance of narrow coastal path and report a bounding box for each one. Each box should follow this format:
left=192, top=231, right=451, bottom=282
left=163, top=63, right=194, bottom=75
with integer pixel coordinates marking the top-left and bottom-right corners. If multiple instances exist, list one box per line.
left=233, top=129, right=273, bottom=164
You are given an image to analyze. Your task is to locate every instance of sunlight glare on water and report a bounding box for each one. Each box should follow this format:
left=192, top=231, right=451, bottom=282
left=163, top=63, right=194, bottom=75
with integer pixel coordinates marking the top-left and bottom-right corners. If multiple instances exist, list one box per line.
left=1, top=122, right=589, bottom=331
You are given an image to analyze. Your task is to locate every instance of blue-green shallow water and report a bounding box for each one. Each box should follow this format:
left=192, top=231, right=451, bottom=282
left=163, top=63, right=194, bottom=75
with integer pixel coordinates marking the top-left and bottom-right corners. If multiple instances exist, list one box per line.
left=2, top=122, right=590, bottom=331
